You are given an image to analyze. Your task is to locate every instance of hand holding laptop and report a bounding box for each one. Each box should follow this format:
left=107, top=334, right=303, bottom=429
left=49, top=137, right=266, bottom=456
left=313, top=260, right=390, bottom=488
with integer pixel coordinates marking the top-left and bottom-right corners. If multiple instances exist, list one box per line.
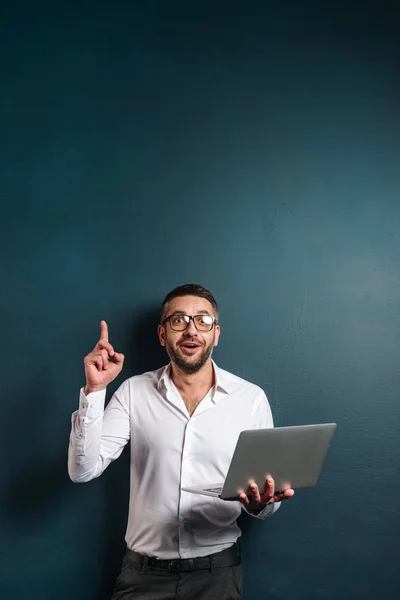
left=238, top=475, right=294, bottom=512
left=182, top=424, right=336, bottom=502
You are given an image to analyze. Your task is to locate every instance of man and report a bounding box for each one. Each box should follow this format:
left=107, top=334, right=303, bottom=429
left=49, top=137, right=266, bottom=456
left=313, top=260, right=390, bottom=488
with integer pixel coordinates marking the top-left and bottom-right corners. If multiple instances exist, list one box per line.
left=68, top=284, right=294, bottom=600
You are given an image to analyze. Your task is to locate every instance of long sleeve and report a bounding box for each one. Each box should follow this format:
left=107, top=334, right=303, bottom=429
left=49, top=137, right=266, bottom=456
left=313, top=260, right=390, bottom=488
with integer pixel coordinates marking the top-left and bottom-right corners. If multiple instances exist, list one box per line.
left=241, top=392, right=281, bottom=519
left=68, top=381, right=130, bottom=483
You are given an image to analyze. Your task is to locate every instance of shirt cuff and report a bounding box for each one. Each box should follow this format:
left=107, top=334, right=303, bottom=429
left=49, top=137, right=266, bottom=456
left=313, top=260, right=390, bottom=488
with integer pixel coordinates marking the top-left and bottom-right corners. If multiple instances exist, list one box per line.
left=79, top=387, right=107, bottom=420
left=242, top=501, right=280, bottom=519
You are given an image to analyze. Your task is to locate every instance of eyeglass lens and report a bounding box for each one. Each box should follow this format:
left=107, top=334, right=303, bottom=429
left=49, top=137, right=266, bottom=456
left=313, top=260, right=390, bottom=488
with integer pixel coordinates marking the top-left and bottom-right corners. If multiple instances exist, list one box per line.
left=169, top=315, right=214, bottom=331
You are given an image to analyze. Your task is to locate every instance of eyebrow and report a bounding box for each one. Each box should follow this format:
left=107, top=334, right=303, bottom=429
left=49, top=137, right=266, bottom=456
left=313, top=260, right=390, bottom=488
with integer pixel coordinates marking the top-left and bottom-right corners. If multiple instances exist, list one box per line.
left=169, top=310, right=212, bottom=316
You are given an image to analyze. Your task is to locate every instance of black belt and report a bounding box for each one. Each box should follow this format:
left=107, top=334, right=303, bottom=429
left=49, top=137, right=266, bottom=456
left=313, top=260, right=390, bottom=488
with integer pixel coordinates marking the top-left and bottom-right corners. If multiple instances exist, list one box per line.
left=125, top=542, right=241, bottom=573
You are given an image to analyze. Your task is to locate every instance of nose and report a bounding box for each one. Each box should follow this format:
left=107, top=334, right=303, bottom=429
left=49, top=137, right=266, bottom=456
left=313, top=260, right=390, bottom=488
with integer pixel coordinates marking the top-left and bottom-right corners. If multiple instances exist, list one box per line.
left=184, top=317, right=198, bottom=336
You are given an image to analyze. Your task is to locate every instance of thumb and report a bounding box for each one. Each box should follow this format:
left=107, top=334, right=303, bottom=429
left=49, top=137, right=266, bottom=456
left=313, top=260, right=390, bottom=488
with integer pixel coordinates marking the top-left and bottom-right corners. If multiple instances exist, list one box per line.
left=113, top=352, right=125, bottom=365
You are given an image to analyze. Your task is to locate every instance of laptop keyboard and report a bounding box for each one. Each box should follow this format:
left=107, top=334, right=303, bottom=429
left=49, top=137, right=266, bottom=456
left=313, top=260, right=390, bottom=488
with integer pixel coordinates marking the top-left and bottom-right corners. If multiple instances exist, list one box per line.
left=203, top=487, right=222, bottom=493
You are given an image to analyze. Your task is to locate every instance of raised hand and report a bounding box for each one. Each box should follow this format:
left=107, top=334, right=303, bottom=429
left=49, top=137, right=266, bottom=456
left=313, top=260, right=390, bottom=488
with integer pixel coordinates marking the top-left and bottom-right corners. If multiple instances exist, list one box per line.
left=83, top=321, right=124, bottom=395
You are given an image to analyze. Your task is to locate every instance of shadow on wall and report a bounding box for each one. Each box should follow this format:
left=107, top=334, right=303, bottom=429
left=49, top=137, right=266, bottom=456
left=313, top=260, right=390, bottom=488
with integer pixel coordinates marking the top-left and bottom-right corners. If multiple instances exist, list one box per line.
left=96, top=307, right=168, bottom=600
left=126, top=306, right=168, bottom=377
left=4, top=388, right=72, bottom=525
left=1, top=308, right=167, bottom=600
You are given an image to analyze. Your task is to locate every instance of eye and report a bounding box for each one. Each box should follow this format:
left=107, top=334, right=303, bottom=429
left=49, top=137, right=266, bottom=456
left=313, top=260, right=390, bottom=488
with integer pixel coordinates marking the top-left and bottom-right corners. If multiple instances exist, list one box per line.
left=195, top=315, right=213, bottom=325
left=172, top=316, right=185, bottom=325
left=193, top=315, right=214, bottom=330
left=200, top=316, right=213, bottom=324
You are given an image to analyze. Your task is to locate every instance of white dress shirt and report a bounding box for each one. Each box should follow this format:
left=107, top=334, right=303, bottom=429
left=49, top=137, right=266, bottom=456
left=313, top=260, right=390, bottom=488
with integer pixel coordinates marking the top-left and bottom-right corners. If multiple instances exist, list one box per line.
left=68, top=361, right=280, bottom=559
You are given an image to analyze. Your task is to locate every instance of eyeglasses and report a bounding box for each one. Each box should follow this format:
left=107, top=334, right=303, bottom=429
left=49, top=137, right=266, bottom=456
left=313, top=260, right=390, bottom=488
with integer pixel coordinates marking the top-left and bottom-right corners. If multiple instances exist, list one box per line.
left=162, top=314, right=217, bottom=332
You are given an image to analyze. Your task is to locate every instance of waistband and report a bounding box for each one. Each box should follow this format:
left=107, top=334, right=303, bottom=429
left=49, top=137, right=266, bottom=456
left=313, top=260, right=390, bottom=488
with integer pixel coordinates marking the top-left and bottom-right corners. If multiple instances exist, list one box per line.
left=125, top=543, right=241, bottom=573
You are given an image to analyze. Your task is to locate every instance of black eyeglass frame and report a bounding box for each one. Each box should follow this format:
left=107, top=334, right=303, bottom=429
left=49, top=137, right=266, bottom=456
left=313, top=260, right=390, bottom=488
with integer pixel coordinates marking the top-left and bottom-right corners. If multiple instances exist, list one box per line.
left=161, top=314, right=217, bottom=332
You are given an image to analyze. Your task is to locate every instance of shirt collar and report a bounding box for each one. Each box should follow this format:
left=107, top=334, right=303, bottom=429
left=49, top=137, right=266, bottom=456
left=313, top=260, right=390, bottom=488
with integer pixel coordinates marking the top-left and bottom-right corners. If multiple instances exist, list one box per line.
left=157, top=360, right=230, bottom=395
left=212, top=361, right=230, bottom=394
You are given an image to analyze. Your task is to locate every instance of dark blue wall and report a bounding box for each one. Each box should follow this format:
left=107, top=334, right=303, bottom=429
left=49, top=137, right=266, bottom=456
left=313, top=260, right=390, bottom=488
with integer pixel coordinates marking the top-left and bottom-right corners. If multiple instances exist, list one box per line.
left=1, top=2, right=399, bottom=599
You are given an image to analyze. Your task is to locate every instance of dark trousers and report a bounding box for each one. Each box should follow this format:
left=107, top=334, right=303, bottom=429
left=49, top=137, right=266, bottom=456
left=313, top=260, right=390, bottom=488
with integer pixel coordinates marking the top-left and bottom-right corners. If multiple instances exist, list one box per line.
left=111, top=544, right=243, bottom=600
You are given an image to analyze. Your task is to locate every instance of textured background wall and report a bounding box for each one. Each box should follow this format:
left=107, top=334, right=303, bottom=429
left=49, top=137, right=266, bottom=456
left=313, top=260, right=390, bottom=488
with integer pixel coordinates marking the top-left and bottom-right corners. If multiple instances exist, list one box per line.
left=1, top=1, right=399, bottom=599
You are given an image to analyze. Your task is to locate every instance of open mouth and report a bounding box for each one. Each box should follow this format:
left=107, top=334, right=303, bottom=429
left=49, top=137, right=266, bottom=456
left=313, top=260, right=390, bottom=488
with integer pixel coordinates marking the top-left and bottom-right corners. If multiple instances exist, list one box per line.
left=179, top=343, right=201, bottom=354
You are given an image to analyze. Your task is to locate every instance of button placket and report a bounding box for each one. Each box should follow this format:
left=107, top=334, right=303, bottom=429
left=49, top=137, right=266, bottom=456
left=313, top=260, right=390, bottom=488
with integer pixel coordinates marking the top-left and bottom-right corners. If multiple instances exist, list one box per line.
left=178, top=421, right=195, bottom=556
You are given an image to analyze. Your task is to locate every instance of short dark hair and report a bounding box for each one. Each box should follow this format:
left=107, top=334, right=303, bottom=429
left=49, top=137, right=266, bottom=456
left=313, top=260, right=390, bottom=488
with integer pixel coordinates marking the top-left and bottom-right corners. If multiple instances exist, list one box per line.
left=160, top=284, right=219, bottom=323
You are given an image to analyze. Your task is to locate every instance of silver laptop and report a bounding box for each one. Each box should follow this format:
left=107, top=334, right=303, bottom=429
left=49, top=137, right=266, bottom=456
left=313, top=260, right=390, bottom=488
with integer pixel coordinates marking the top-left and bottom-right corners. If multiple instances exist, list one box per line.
left=182, top=423, right=337, bottom=501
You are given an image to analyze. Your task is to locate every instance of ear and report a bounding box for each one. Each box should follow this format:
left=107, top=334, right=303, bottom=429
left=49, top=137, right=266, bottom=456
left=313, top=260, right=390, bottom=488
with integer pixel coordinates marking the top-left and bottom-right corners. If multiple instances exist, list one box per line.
left=158, top=324, right=166, bottom=347
left=213, top=325, right=221, bottom=347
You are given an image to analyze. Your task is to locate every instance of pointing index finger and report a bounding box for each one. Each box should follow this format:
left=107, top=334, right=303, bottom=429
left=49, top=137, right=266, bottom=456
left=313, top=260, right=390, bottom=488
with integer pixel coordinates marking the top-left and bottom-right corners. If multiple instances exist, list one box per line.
left=100, top=320, right=109, bottom=343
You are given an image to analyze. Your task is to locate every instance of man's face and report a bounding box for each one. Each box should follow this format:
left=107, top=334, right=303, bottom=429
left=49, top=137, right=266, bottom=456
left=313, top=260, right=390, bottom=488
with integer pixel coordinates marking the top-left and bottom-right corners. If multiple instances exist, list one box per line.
left=158, top=295, right=220, bottom=375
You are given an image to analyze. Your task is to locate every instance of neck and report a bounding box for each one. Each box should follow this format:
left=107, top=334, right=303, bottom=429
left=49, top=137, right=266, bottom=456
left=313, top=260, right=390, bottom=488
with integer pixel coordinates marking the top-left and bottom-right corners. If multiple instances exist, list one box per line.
left=170, top=359, right=215, bottom=395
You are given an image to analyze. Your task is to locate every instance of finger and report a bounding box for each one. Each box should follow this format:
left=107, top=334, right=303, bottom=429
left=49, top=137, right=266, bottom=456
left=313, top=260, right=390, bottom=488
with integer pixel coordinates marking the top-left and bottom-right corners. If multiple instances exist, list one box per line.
left=97, top=340, right=115, bottom=356
left=239, top=491, right=249, bottom=505
left=277, top=489, right=295, bottom=500
left=100, top=320, right=109, bottom=342
left=85, top=352, right=102, bottom=367
left=100, top=349, right=110, bottom=370
left=94, top=356, right=104, bottom=371
left=249, top=481, right=261, bottom=503
left=261, top=475, right=275, bottom=504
